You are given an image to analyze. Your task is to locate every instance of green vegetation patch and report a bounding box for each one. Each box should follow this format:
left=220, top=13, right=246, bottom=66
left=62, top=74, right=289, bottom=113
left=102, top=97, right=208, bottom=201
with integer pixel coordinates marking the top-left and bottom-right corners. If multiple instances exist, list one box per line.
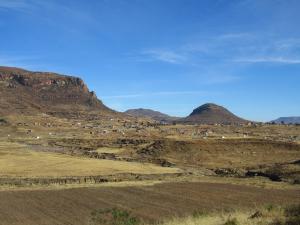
left=224, top=218, right=238, bottom=225
left=89, top=208, right=139, bottom=225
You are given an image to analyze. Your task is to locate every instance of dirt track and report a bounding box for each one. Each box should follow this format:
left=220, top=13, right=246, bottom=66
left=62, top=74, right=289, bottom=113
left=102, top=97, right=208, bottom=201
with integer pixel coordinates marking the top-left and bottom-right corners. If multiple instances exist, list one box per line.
left=0, top=182, right=299, bottom=225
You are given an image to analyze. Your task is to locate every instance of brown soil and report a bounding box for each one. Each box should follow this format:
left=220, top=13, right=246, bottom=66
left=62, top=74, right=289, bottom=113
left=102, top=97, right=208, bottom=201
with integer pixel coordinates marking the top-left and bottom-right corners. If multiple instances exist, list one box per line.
left=0, top=182, right=299, bottom=225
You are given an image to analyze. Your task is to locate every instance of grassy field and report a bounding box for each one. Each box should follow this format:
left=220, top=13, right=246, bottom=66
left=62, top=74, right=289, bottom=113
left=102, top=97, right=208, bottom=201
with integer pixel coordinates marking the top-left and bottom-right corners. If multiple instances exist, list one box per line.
left=0, top=142, right=179, bottom=178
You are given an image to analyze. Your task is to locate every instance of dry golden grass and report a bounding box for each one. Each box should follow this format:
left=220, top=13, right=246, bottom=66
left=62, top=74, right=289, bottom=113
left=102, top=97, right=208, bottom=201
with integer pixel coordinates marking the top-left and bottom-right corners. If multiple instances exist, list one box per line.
left=154, top=138, right=300, bottom=170
left=156, top=207, right=287, bottom=225
left=95, top=147, right=126, bottom=154
left=0, top=180, right=166, bottom=191
left=0, top=142, right=179, bottom=178
left=176, top=175, right=300, bottom=190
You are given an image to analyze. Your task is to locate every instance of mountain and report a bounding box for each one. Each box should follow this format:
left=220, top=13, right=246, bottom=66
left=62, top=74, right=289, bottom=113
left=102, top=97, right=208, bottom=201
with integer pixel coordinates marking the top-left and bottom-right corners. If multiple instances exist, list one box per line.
left=125, top=108, right=179, bottom=122
left=271, top=117, right=300, bottom=124
left=0, top=66, right=113, bottom=116
left=182, top=103, right=247, bottom=124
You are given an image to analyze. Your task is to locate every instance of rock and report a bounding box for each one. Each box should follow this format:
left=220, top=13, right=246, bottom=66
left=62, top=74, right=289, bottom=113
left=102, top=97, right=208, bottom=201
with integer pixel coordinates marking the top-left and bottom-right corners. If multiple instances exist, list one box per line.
left=214, top=168, right=245, bottom=177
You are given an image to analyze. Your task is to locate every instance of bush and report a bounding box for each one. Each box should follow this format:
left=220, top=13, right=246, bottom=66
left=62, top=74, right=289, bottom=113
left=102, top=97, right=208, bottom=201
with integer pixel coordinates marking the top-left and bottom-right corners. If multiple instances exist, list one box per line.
left=89, top=208, right=139, bottom=225
left=270, top=204, right=300, bottom=225
left=192, top=210, right=208, bottom=218
left=265, top=204, right=275, bottom=212
left=285, top=204, right=300, bottom=217
left=223, top=217, right=238, bottom=225
left=285, top=204, right=300, bottom=225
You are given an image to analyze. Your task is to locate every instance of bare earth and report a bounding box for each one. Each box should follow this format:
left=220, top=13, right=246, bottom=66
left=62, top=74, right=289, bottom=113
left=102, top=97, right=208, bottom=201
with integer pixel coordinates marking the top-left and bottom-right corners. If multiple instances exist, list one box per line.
left=0, top=182, right=299, bottom=225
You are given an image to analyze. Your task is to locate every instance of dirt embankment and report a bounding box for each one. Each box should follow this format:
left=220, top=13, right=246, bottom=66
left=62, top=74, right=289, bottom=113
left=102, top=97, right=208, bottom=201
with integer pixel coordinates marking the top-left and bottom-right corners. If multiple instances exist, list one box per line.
left=0, top=173, right=184, bottom=187
left=135, top=139, right=300, bottom=182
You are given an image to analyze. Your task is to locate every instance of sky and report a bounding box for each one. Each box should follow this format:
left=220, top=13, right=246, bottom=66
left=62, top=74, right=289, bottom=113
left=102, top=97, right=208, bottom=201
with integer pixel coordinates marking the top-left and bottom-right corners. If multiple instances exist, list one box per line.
left=0, top=0, right=300, bottom=121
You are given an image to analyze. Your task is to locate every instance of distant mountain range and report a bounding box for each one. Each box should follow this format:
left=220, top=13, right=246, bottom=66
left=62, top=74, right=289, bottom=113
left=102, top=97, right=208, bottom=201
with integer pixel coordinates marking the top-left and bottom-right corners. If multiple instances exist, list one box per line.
left=124, top=108, right=179, bottom=122
left=0, top=66, right=263, bottom=125
left=126, top=103, right=248, bottom=124
left=271, top=117, right=300, bottom=124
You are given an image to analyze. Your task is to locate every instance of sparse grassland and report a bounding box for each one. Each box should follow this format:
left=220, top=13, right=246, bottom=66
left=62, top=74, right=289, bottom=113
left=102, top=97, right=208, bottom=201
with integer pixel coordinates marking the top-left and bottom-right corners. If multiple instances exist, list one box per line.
left=0, top=117, right=299, bottom=225
left=0, top=142, right=179, bottom=178
left=148, top=204, right=300, bottom=225
left=88, top=204, right=300, bottom=225
left=95, top=147, right=127, bottom=154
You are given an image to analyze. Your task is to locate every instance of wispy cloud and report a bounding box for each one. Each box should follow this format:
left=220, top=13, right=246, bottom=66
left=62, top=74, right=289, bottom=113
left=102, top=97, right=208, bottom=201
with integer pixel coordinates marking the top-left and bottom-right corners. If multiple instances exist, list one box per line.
left=102, top=90, right=215, bottom=99
left=216, top=32, right=254, bottom=41
left=0, top=0, right=30, bottom=11
left=273, top=38, right=300, bottom=50
left=140, top=33, right=300, bottom=66
left=234, top=57, right=300, bottom=64
left=0, top=54, right=40, bottom=69
left=141, top=49, right=187, bottom=64
left=0, top=0, right=96, bottom=33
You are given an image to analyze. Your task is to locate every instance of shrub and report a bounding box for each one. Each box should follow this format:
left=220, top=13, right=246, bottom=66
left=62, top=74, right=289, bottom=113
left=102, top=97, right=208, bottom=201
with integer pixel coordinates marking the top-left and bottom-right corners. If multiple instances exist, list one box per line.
left=285, top=204, right=300, bottom=218
left=285, top=204, right=300, bottom=225
left=265, top=204, right=275, bottom=212
left=89, top=208, right=139, bottom=225
left=270, top=204, right=300, bottom=225
left=192, top=210, right=208, bottom=218
left=223, top=217, right=238, bottom=225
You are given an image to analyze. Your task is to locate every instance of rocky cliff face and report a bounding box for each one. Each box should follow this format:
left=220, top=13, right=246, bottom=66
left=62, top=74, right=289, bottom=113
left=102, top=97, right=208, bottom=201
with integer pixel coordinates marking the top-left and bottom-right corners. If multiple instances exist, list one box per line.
left=0, top=66, right=113, bottom=115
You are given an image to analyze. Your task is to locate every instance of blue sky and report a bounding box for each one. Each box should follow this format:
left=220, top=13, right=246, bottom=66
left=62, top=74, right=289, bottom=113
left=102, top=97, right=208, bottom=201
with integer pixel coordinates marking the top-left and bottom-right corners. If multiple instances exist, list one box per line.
left=0, top=0, right=300, bottom=121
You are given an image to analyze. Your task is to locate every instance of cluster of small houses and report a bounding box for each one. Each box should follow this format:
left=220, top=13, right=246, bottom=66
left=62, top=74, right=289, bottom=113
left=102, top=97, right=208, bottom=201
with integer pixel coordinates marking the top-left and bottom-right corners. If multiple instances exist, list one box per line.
left=74, top=119, right=151, bottom=136
left=11, top=118, right=154, bottom=139
left=6, top=118, right=300, bottom=142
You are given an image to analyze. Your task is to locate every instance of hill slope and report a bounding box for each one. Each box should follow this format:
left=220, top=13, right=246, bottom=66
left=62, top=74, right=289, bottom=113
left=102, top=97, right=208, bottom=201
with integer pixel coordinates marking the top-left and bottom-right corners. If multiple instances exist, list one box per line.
left=0, top=66, right=113, bottom=116
left=271, top=117, right=300, bottom=124
left=182, top=103, right=247, bottom=124
left=125, top=108, right=179, bottom=122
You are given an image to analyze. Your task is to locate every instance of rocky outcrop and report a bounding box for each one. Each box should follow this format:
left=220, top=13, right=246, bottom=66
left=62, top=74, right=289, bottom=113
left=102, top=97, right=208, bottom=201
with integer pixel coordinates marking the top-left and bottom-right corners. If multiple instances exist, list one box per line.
left=182, top=103, right=248, bottom=124
left=0, top=66, right=113, bottom=115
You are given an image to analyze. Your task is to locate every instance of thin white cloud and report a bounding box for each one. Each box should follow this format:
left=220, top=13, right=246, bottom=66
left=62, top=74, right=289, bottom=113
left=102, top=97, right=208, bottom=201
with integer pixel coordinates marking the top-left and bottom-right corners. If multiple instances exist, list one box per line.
left=217, top=32, right=254, bottom=40
left=0, top=0, right=96, bottom=32
left=141, top=49, right=187, bottom=64
left=0, top=0, right=29, bottom=10
left=140, top=33, right=300, bottom=66
left=102, top=90, right=215, bottom=99
left=0, top=53, right=43, bottom=70
left=102, top=94, right=144, bottom=99
left=234, top=57, right=300, bottom=64
left=273, top=38, right=300, bottom=51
